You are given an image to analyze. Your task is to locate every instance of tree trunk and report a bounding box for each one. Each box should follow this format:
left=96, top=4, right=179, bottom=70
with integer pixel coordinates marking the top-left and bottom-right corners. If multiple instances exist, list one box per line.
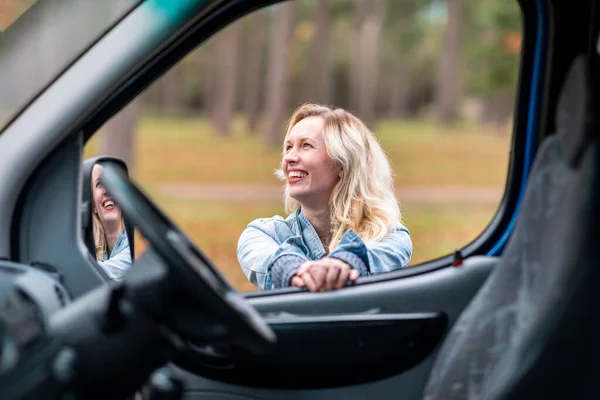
left=387, top=68, right=411, bottom=118
left=302, top=0, right=331, bottom=104
left=158, top=65, right=181, bottom=114
left=213, top=23, right=241, bottom=136
left=349, top=0, right=368, bottom=113
left=242, top=12, right=267, bottom=134
left=202, top=41, right=219, bottom=122
left=435, top=0, right=463, bottom=124
left=352, top=0, right=387, bottom=127
left=264, top=2, right=297, bottom=147
left=101, top=99, right=140, bottom=176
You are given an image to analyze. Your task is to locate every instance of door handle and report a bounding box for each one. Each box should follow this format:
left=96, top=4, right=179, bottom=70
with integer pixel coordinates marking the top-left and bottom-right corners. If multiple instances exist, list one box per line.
left=180, top=342, right=235, bottom=370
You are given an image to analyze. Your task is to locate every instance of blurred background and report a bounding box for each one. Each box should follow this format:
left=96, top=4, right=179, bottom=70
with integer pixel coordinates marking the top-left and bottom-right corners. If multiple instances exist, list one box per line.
left=82, top=0, right=520, bottom=291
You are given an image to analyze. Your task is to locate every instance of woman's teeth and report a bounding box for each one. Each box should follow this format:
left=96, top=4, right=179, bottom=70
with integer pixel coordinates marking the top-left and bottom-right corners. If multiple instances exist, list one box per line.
left=289, top=171, right=308, bottom=178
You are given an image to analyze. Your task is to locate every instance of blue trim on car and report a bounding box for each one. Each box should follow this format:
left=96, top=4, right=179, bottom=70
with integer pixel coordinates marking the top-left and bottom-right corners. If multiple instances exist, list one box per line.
left=487, top=0, right=547, bottom=256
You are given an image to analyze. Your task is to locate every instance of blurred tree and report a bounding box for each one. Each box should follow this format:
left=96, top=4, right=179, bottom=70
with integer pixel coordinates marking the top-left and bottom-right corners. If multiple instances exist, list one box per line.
left=302, top=0, right=332, bottom=104
left=435, top=0, right=463, bottom=124
left=380, top=0, right=425, bottom=118
left=157, top=64, right=183, bottom=114
left=242, top=11, right=267, bottom=134
left=349, top=0, right=367, bottom=112
left=463, top=0, right=521, bottom=125
left=178, top=50, right=203, bottom=111
left=101, top=99, right=140, bottom=176
left=202, top=40, right=219, bottom=122
left=265, top=2, right=298, bottom=147
left=213, top=23, right=242, bottom=136
left=350, top=0, right=387, bottom=127
left=131, top=0, right=521, bottom=132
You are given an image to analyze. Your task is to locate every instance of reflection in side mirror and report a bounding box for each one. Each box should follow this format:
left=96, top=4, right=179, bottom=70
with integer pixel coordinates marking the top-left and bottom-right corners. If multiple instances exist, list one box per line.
left=81, top=156, right=135, bottom=281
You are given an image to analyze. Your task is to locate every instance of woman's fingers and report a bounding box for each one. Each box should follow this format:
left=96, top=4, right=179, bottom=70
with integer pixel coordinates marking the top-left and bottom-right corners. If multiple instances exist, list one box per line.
left=297, top=261, right=312, bottom=276
left=307, top=264, right=327, bottom=289
left=290, top=276, right=306, bottom=288
left=293, top=258, right=359, bottom=292
left=300, top=271, right=319, bottom=292
left=324, top=258, right=358, bottom=289
left=336, top=266, right=351, bottom=289
left=325, top=264, right=341, bottom=291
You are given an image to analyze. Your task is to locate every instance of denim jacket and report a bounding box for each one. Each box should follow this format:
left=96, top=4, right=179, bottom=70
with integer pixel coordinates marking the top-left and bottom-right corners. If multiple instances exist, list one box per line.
left=237, top=209, right=412, bottom=290
left=98, top=230, right=132, bottom=281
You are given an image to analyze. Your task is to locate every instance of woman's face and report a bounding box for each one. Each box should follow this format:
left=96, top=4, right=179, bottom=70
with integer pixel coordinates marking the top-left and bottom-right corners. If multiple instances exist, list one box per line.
left=282, top=116, right=341, bottom=208
left=91, top=164, right=122, bottom=230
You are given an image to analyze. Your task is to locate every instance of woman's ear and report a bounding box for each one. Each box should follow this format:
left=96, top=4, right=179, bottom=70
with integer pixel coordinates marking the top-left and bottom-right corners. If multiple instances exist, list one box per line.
left=339, top=169, right=344, bottom=178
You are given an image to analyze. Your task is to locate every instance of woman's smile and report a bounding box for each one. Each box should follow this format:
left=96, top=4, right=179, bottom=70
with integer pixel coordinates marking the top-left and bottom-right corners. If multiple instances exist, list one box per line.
left=288, top=169, right=308, bottom=184
left=102, top=198, right=116, bottom=211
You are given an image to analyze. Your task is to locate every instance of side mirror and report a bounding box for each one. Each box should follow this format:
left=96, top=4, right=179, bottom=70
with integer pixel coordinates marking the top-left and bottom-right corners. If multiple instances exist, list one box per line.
left=81, top=156, right=135, bottom=280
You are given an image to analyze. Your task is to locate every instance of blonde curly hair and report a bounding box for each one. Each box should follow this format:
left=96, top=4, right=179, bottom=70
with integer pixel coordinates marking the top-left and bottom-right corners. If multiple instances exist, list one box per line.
left=92, top=212, right=107, bottom=261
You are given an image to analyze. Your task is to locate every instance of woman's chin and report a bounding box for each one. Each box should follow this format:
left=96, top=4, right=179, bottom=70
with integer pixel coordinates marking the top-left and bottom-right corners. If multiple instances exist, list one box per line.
left=288, top=190, right=307, bottom=202
left=101, top=211, right=121, bottom=225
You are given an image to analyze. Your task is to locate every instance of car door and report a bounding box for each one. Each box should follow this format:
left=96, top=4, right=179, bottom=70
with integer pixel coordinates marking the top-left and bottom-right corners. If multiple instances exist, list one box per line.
left=1, top=0, right=591, bottom=399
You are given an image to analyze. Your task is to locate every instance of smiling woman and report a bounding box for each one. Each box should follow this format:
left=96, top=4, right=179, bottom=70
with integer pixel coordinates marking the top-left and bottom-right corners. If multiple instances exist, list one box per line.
left=237, top=103, right=413, bottom=292
left=90, top=163, right=132, bottom=281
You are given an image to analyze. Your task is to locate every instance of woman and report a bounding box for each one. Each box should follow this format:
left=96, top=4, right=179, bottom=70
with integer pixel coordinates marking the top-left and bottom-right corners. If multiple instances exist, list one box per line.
left=237, top=103, right=412, bottom=292
left=91, top=163, right=132, bottom=281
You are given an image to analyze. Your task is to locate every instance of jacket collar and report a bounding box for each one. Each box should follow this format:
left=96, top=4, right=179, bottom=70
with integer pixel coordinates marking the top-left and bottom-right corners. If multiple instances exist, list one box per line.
left=295, top=208, right=327, bottom=260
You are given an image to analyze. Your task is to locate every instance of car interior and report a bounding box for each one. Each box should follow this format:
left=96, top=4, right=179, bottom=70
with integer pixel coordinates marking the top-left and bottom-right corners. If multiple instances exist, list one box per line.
left=0, top=0, right=599, bottom=399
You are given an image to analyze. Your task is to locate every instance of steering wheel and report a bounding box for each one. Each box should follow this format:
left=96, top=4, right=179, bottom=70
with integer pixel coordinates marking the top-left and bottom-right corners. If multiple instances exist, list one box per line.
left=100, top=164, right=276, bottom=355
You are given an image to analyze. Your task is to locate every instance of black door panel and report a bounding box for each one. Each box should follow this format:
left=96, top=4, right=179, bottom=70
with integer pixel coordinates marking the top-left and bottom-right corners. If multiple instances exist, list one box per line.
left=177, top=312, right=447, bottom=388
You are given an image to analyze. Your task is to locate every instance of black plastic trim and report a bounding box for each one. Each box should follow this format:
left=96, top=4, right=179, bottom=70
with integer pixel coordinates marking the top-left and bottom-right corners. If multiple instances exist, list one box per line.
left=174, top=312, right=447, bottom=389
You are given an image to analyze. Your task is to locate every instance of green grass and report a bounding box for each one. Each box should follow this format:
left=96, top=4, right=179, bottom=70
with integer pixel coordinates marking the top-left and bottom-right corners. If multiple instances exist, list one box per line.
left=88, top=115, right=510, bottom=292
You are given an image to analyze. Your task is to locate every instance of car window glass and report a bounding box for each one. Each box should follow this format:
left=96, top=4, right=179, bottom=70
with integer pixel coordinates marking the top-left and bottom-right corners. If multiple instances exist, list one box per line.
left=85, top=0, right=521, bottom=291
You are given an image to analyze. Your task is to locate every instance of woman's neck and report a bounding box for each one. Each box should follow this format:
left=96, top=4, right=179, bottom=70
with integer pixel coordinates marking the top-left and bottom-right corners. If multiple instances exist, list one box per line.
left=104, top=220, right=123, bottom=255
left=301, top=205, right=332, bottom=251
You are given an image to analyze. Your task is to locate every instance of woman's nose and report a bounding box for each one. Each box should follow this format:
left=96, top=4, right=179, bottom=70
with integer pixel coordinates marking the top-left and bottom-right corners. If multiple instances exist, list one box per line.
left=284, top=148, right=299, bottom=163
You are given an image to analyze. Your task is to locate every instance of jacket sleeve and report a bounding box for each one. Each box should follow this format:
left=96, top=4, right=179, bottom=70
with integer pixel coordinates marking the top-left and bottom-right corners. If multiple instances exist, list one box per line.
left=328, top=225, right=412, bottom=276
left=237, top=223, right=309, bottom=290
left=97, top=246, right=132, bottom=282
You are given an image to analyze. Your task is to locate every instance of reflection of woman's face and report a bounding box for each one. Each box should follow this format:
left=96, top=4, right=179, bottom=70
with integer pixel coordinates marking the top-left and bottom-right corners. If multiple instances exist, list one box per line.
left=91, top=164, right=122, bottom=232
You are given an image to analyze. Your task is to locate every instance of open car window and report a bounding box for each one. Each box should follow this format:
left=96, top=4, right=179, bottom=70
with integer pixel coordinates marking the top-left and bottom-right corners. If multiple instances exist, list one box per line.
left=0, top=0, right=142, bottom=131
left=84, top=0, right=521, bottom=292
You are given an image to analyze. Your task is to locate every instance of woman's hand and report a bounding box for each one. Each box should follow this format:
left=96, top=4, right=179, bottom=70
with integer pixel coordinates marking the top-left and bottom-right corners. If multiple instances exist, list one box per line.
left=290, top=258, right=359, bottom=292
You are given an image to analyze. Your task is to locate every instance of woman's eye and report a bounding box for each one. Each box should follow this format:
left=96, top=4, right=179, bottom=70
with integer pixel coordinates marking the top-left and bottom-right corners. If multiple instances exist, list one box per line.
left=285, top=146, right=292, bottom=152
left=303, top=143, right=312, bottom=149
